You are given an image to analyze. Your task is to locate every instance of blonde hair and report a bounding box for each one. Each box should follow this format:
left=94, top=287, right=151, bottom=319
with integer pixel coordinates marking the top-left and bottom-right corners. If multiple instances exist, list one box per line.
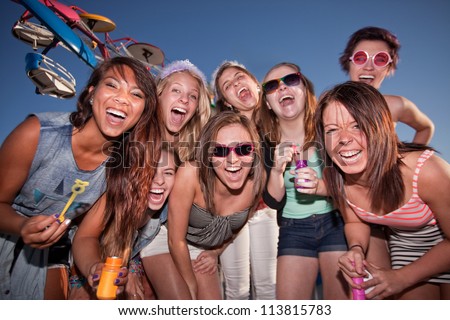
left=157, top=67, right=211, bottom=161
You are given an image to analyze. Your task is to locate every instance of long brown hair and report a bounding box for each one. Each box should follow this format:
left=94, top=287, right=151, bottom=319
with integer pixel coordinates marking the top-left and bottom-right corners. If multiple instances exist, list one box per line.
left=197, top=111, right=265, bottom=214
left=259, top=62, right=317, bottom=147
left=315, top=81, right=430, bottom=213
left=97, top=57, right=162, bottom=261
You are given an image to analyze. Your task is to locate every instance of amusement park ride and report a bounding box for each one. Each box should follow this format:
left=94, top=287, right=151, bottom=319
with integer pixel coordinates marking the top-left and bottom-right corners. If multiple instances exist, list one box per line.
left=11, top=0, right=166, bottom=98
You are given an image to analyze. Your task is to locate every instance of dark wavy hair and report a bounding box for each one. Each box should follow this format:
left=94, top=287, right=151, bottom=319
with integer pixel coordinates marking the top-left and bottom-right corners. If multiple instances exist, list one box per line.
left=80, top=57, right=162, bottom=261
left=339, top=26, right=401, bottom=76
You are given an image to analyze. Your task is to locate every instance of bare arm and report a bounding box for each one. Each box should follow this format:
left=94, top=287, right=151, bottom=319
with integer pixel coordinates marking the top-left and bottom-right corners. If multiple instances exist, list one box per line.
left=362, top=153, right=450, bottom=299
left=0, top=116, right=69, bottom=248
left=72, top=195, right=106, bottom=283
left=266, top=142, right=294, bottom=202
left=167, top=162, right=199, bottom=299
left=393, top=154, right=450, bottom=286
left=385, top=95, right=435, bottom=145
left=338, top=204, right=371, bottom=278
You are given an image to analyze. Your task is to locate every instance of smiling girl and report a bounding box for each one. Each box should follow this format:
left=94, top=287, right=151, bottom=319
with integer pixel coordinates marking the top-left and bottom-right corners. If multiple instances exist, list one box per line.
left=168, top=111, right=265, bottom=299
left=315, top=81, right=450, bottom=299
left=0, top=57, right=160, bottom=299
left=212, top=61, right=278, bottom=300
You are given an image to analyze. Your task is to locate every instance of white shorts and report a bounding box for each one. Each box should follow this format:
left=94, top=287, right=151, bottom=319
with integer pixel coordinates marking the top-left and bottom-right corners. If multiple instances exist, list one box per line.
left=140, top=225, right=203, bottom=260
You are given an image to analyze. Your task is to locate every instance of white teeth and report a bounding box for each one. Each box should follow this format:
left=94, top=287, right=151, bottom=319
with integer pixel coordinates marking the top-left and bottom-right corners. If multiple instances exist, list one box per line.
left=238, top=87, right=247, bottom=96
left=279, top=95, right=294, bottom=103
left=107, top=108, right=126, bottom=118
left=172, top=107, right=187, bottom=114
left=226, top=167, right=240, bottom=172
left=150, top=188, right=164, bottom=194
left=339, top=150, right=360, bottom=157
left=359, top=75, right=374, bottom=80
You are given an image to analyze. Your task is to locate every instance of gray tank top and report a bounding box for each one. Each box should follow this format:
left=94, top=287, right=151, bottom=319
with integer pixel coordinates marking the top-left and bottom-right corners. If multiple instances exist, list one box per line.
left=186, top=203, right=249, bottom=249
left=0, top=112, right=107, bottom=299
left=12, top=112, right=107, bottom=220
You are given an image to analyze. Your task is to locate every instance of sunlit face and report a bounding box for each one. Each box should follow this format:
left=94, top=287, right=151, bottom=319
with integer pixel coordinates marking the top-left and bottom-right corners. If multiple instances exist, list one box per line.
left=89, top=66, right=146, bottom=138
left=322, top=101, right=368, bottom=176
left=147, top=150, right=176, bottom=210
left=159, top=72, right=200, bottom=138
left=211, top=124, right=254, bottom=191
left=218, top=67, right=259, bottom=116
left=349, top=40, right=392, bottom=89
left=263, top=65, right=306, bottom=121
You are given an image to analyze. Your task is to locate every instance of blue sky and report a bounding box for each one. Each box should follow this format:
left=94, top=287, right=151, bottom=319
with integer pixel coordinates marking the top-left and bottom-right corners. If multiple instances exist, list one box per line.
left=2, top=0, right=450, bottom=163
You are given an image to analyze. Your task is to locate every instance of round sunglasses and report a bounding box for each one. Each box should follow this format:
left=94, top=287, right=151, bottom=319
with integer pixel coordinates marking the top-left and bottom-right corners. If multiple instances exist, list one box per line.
left=262, top=72, right=301, bottom=94
left=349, top=50, right=393, bottom=69
left=212, top=143, right=254, bottom=157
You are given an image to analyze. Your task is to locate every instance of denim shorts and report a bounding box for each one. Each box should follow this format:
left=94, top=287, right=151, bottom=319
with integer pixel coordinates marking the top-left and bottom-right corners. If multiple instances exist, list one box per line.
left=278, top=210, right=347, bottom=258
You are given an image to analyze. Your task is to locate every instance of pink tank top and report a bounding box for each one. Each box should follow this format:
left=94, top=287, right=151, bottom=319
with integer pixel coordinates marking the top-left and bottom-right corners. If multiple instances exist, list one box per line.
left=347, top=150, right=435, bottom=228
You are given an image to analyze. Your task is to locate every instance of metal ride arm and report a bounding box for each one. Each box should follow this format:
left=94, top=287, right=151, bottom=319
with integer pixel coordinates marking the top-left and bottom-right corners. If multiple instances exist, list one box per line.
left=16, top=0, right=98, bottom=69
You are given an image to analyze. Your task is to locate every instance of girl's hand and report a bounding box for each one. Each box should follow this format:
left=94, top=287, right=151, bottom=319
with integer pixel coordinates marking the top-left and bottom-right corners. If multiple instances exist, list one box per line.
left=361, top=261, right=409, bottom=300
left=20, top=214, right=71, bottom=249
left=292, top=167, right=319, bottom=194
left=192, top=250, right=219, bottom=275
left=338, top=248, right=366, bottom=284
left=273, top=142, right=295, bottom=175
left=87, top=262, right=104, bottom=289
left=90, top=262, right=128, bottom=297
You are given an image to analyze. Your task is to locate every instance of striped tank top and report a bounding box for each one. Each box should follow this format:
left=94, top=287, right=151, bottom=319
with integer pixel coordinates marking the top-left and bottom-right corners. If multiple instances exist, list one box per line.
left=347, top=149, right=435, bottom=228
left=186, top=203, right=249, bottom=249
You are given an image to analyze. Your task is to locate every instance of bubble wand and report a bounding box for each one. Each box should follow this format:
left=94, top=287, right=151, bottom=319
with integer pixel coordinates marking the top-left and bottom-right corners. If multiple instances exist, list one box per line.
left=58, top=179, right=89, bottom=222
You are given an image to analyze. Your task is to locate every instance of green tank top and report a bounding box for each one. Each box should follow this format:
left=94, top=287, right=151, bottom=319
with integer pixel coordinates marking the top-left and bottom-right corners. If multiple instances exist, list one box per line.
left=282, top=149, right=334, bottom=219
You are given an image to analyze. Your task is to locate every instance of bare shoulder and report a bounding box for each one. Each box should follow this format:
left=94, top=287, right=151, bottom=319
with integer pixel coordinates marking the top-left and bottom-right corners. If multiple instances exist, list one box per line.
left=0, top=116, right=42, bottom=202
left=419, top=152, right=450, bottom=180
left=0, top=116, right=41, bottom=163
left=176, top=161, right=200, bottom=179
left=409, top=151, right=450, bottom=199
left=1, top=116, right=41, bottom=147
left=173, top=161, right=201, bottom=192
left=383, top=94, right=407, bottom=119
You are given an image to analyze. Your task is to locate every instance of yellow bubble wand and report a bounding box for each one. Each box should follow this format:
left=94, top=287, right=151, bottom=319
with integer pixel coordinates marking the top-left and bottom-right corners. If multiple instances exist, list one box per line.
left=58, top=179, right=89, bottom=222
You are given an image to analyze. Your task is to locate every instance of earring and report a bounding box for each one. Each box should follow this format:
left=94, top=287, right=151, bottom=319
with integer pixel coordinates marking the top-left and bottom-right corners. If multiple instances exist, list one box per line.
left=257, top=86, right=261, bottom=93
left=89, top=98, right=94, bottom=105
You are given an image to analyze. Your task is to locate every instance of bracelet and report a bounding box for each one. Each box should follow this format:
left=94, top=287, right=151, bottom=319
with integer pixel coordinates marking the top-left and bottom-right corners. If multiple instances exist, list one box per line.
left=129, top=257, right=144, bottom=276
left=349, top=244, right=365, bottom=253
left=69, top=275, right=87, bottom=289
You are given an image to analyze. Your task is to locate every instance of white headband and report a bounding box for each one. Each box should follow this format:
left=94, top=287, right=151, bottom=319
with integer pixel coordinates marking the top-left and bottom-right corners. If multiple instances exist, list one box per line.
left=158, top=59, right=207, bottom=87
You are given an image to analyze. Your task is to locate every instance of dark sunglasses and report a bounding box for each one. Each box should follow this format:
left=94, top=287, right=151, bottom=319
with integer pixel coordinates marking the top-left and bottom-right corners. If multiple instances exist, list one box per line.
left=262, top=72, right=302, bottom=94
left=212, top=143, right=255, bottom=157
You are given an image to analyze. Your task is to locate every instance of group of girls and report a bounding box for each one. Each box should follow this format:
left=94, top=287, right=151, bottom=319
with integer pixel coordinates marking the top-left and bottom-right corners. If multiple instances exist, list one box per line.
left=1, top=26, right=448, bottom=301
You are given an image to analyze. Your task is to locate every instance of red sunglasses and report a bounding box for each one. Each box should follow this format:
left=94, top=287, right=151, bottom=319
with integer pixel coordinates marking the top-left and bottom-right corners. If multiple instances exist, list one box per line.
left=349, top=50, right=392, bottom=69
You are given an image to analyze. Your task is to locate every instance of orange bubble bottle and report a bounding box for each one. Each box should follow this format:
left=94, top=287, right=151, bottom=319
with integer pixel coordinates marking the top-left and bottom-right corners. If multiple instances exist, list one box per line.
left=97, top=256, right=123, bottom=300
